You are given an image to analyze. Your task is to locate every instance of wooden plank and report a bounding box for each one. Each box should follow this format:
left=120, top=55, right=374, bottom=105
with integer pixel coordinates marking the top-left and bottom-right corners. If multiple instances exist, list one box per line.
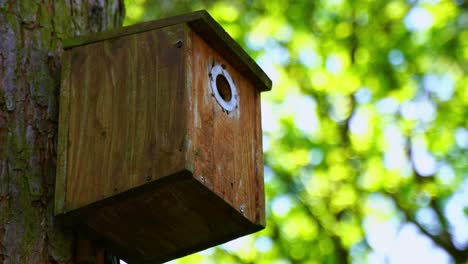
left=64, top=24, right=187, bottom=212
left=55, top=50, right=72, bottom=215
left=254, top=91, right=266, bottom=226
left=63, top=10, right=272, bottom=92
left=188, top=30, right=265, bottom=227
left=63, top=11, right=204, bottom=48
left=59, top=170, right=260, bottom=263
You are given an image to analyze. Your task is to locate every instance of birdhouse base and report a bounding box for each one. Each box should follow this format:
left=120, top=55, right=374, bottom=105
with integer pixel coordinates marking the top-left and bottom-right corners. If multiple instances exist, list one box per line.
left=61, top=170, right=261, bottom=263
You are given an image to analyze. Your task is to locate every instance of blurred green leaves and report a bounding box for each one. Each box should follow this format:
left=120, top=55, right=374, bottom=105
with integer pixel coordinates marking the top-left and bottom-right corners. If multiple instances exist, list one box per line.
left=124, top=0, right=468, bottom=263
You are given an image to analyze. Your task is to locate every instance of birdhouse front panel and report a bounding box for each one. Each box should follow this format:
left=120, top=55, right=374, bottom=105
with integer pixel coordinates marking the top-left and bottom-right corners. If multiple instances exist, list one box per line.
left=58, top=24, right=188, bottom=213
left=55, top=10, right=271, bottom=264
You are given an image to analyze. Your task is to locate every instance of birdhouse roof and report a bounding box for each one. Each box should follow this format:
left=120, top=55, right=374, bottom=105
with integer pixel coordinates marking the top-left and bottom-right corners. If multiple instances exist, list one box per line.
left=64, top=10, right=272, bottom=92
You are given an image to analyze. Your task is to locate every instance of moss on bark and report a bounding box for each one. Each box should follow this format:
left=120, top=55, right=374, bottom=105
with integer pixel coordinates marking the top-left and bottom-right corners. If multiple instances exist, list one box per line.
left=0, top=1, right=124, bottom=263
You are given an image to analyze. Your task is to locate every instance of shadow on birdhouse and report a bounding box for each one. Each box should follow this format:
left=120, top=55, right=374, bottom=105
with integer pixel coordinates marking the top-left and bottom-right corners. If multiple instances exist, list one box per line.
left=55, top=10, right=271, bottom=263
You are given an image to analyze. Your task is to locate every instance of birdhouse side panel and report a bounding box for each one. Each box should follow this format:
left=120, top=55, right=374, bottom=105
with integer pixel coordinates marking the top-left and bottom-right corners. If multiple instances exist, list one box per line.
left=55, top=50, right=72, bottom=216
left=62, top=25, right=188, bottom=213
left=187, top=30, right=265, bottom=227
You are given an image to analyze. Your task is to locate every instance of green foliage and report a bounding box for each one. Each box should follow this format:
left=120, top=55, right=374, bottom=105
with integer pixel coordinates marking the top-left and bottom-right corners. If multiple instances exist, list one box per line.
left=124, top=0, right=468, bottom=263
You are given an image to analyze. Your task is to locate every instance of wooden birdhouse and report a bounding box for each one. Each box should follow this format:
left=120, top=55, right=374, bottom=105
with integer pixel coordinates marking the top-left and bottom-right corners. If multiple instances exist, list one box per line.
left=55, top=10, right=271, bottom=263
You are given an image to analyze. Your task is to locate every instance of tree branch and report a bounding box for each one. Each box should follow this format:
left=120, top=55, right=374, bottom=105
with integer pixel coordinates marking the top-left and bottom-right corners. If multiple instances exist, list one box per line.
left=389, top=193, right=468, bottom=262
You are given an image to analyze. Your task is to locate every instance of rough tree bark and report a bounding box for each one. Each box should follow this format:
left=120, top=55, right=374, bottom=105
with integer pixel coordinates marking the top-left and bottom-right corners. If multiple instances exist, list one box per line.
left=0, top=1, right=124, bottom=263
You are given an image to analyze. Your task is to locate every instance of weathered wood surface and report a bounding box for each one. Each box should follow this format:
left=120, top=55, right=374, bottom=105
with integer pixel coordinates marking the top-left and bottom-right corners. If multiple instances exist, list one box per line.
left=56, top=14, right=270, bottom=263
left=187, top=31, right=266, bottom=227
left=64, top=10, right=272, bottom=92
left=78, top=172, right=258, bottom=263
left=57, top=24, right=187, bottom=214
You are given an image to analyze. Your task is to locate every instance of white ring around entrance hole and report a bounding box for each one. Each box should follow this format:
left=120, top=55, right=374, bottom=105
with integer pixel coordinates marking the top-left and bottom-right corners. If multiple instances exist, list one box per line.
left=210, top=64, right=237, bottom=112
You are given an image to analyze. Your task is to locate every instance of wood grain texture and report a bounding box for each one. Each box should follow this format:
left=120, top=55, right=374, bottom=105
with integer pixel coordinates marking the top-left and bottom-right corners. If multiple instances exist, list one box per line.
left=187, top=31, right=266, bottom=227
left=64, top=10, right=272, bottom=92
left=60, top=171, right=258, bottom=263
left=62, top=24, right=187, bottom=212
left=55, top=51, right=72, bottom=215
left=56, top=19, right=268, bottom=263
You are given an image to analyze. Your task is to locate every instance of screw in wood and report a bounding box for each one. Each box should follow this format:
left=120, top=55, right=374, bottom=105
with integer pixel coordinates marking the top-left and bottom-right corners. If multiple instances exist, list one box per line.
left=174, top=40, right=183, bottom=48
left=200, top=176, right=205, bottom=183
left=240, top=204, right=246, bottom=214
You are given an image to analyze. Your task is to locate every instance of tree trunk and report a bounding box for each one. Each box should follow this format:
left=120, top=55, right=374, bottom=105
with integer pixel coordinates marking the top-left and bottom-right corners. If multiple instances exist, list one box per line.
left=0, top=1, right=124, bottom=263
